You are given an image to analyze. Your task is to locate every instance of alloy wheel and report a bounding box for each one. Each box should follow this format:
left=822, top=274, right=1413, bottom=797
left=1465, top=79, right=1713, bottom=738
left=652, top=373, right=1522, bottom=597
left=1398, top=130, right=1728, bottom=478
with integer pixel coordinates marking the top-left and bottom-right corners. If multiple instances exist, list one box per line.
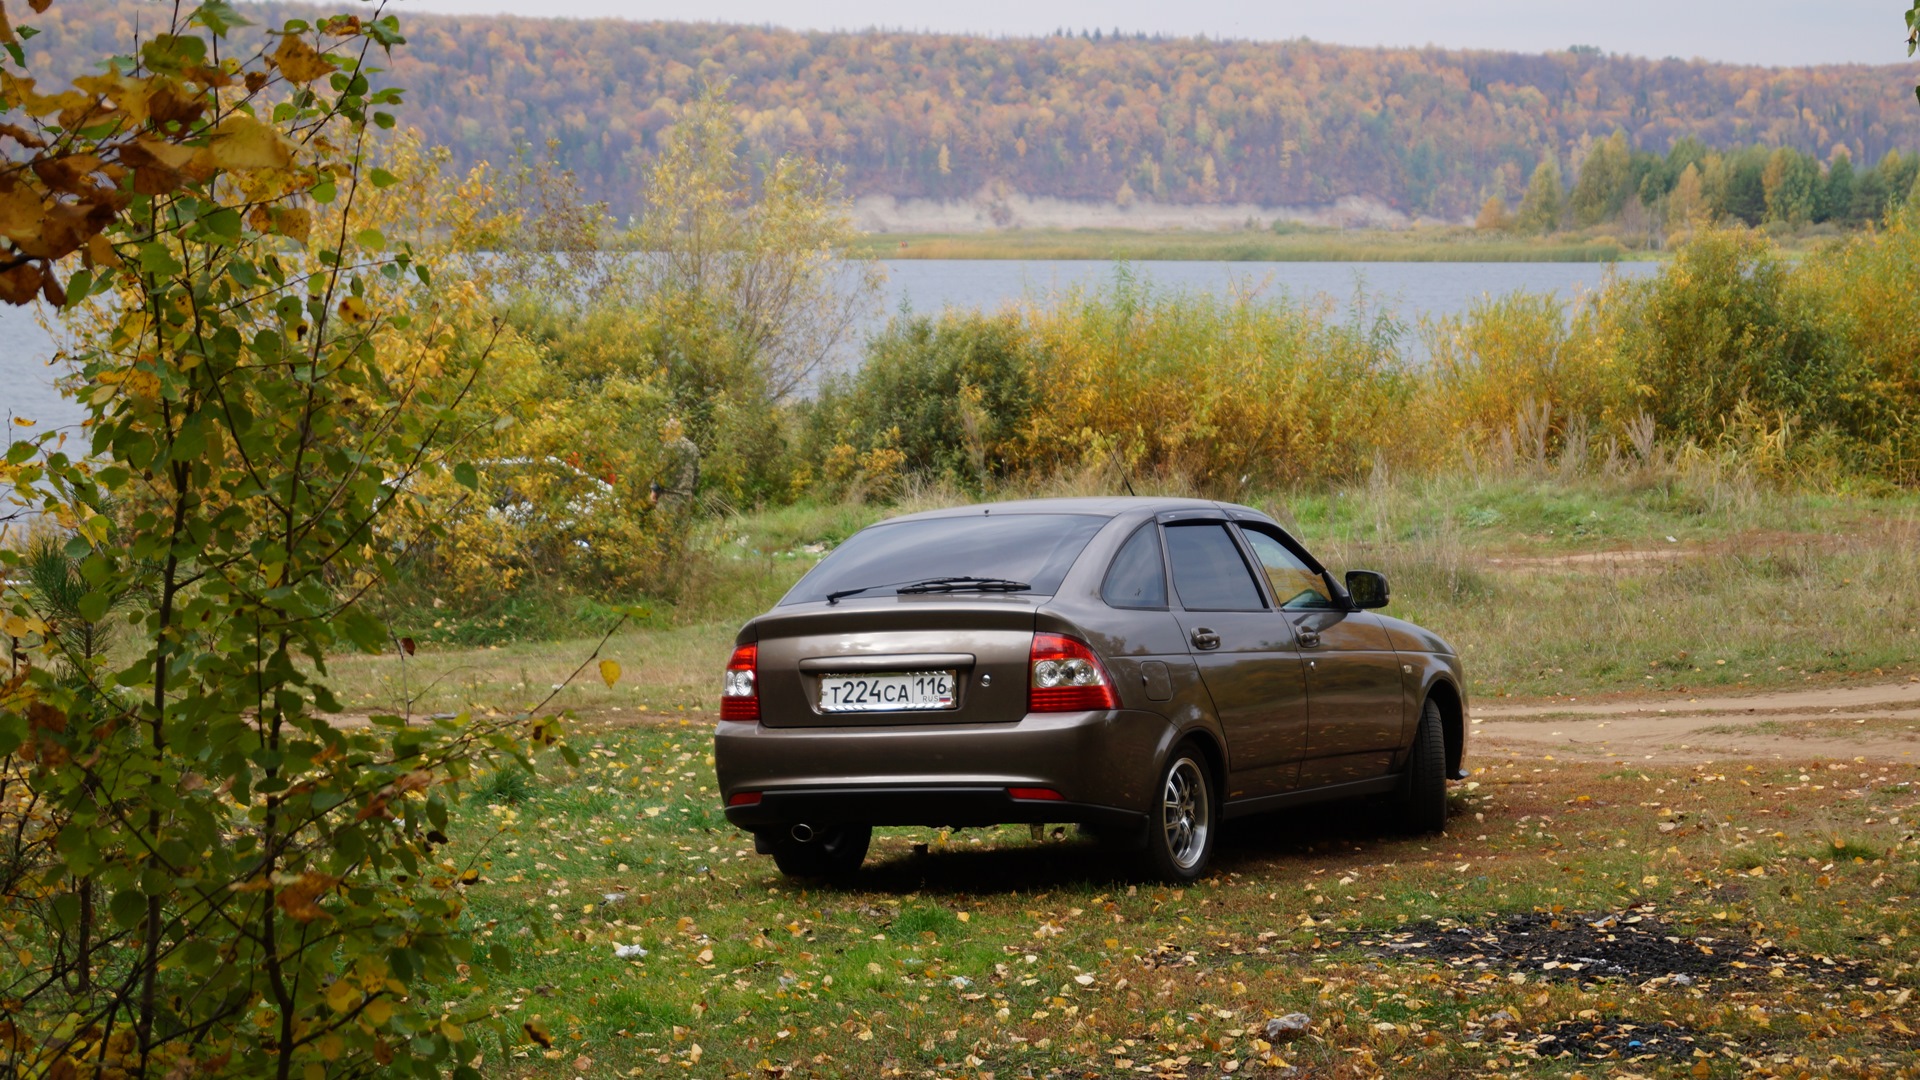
left=1161, top=757, right=1211, bottom=871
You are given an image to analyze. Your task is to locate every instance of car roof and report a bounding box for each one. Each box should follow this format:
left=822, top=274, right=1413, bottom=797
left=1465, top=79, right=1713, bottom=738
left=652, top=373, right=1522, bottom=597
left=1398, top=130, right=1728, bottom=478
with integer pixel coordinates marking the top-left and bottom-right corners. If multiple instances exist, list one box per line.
left=877, top=496, right=1269, bottom=525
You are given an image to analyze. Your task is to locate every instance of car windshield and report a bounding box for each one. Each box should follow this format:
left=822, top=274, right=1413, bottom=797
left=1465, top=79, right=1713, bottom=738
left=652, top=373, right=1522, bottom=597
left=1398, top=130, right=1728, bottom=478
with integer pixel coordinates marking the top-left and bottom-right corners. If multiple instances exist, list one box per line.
left=780, top=514, right=1108, bottom=605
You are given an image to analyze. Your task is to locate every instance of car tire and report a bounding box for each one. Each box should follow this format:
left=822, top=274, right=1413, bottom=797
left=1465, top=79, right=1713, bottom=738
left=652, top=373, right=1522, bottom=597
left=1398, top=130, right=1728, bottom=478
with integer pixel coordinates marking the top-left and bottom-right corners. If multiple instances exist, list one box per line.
left=1143, top=741, right=1216, bottom=882
left=766, top=824, right=872, bottom=882
left=1396, top=698, right=1448, bottom=834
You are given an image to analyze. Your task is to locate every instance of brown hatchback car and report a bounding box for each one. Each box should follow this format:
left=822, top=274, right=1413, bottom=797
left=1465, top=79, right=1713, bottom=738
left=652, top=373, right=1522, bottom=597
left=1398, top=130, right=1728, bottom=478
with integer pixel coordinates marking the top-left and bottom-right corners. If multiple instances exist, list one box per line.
left=714, top=497, right=1467, bottom=881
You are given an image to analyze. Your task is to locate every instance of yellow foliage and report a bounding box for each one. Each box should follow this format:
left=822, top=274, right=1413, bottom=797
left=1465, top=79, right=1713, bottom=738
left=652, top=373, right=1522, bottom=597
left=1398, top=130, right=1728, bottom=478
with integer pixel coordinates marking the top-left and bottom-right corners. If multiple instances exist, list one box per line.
left=1417, top=288, right=1631, bottom=458
left=1013, top=283, right=1420, bottom=490
left=270, top=31, right=339, bottom=84
left=203, top=112, right=296, bottom=172
left=857, top=444, right=908, bottom=496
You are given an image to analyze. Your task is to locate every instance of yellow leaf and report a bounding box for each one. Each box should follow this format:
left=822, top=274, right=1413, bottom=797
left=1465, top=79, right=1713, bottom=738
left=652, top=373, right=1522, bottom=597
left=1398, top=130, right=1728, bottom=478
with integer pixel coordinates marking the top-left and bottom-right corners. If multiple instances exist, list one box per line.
left=318, top=1034, right=343, bottom=1061
left=203, top=113, right=293, bottom=173
left=0, top=184, right=43, bottom=243
left=132, top=135, right=198, bottom=171
left=272, top=34, right=339, bottom=84
left=86, top=233, right=121, bottom=268
left=337, top=296, right=370, bottom=324
left=599, top=659, right=621, bottom=688
left=363, top=997, right=393, bottom=1025
left=270, top=206, right=311, bottom=242
left=325, top=979, right=358, bottom=1014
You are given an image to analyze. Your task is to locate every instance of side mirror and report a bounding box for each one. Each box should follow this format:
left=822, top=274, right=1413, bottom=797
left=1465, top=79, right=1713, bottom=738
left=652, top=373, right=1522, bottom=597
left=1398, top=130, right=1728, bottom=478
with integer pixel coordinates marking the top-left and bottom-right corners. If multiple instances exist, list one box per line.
left=1345, top=570, right=1390, bottom=609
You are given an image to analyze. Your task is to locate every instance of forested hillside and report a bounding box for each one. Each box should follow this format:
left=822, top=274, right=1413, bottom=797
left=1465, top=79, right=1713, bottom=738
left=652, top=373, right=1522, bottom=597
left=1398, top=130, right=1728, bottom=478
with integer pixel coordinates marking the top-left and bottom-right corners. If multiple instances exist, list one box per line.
left=24, top=1, right=1920, bottom=218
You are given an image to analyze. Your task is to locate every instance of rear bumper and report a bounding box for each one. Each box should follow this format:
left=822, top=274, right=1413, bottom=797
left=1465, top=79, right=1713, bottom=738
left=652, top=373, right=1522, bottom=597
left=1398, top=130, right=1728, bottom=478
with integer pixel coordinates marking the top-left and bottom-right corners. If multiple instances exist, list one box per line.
left=713, top=708, right=1174, bottom=828
left=724, top=784, right=1147, bottom=831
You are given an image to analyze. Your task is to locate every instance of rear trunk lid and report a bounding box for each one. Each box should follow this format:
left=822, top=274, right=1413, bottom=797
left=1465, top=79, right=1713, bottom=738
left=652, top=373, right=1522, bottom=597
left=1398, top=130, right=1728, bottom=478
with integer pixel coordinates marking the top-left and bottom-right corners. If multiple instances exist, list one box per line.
left=746, top=595, right=1040, bottom=727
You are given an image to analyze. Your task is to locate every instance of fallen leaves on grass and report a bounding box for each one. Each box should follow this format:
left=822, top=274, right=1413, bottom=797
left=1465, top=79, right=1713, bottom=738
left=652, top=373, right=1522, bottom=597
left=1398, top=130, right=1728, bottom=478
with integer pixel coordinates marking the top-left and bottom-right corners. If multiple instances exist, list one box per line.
left=441, top=723, right=1919, bottom=1079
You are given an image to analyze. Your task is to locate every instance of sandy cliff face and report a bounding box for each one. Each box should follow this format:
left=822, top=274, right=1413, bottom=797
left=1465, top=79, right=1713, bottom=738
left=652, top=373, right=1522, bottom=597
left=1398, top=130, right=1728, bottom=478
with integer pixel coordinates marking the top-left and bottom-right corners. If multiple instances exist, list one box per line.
left=851, top=190, right=1424, bottom=233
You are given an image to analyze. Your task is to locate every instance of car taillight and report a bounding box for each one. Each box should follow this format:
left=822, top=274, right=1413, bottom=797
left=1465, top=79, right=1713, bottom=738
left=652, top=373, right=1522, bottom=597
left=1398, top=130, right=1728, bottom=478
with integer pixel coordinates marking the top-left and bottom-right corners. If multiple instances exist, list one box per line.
left=721, top=642, right=759, bottom=721
left=1028, top=632, right=1118, bottom=712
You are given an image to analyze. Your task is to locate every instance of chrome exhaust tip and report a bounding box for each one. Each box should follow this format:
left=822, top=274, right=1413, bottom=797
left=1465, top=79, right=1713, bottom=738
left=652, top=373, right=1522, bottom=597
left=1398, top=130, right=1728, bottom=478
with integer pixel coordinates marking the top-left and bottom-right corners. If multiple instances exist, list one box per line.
left=790, top=823, right=814, bottom=843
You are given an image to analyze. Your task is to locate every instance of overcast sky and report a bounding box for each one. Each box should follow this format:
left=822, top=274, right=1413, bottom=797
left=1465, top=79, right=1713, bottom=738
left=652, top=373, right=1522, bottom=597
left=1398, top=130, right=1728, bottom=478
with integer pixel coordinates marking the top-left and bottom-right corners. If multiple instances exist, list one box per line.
left=386, top=0, right=1909, bottom=68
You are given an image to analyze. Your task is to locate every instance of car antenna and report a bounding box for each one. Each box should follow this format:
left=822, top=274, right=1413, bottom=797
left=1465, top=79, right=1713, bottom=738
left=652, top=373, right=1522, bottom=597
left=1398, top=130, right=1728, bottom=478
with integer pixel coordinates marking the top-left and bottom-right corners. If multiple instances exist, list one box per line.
left=1122, top=474, right=1137, bottom=497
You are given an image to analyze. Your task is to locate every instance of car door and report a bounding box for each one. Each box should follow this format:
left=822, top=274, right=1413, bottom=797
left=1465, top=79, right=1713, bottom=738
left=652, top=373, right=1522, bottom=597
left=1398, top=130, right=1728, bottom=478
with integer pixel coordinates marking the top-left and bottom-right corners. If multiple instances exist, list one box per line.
left=1160, top=518, right=1308, bottom=799
left=1237, top=525, right=1405, bottom=789
left=1094, top=520, right=1195, bottom=713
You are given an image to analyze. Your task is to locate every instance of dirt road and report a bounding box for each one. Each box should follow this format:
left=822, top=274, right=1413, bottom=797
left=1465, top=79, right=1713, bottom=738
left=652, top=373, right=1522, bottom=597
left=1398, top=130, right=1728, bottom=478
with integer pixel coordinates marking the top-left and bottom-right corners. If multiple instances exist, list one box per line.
left=1469, top=677, right=1920, bottom=764
left=328, top=676, right=1920, bottom=767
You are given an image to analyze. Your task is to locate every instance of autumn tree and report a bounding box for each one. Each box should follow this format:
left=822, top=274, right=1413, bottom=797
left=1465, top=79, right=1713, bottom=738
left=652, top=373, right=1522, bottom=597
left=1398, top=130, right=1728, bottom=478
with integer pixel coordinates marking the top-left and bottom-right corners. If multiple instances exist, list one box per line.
left=1762, top=146, right=1821, bottom=225
left=1474, top=193, right=1511, bottom=230
left=1820, top=149, right=1857, bottom=223
left=636, top=88, right=878, bottom=403
left=1515, top=156, right=1564, bottom=233
left=1908, top=0, right=1920, bottom=101
left=1, top=3, right=560, bottom=1076
left=625, top=87, right=878, bottom=501
left=1666, top=162, right=1707, bottom=240
left=1569, top=130, right=1631, bottom=227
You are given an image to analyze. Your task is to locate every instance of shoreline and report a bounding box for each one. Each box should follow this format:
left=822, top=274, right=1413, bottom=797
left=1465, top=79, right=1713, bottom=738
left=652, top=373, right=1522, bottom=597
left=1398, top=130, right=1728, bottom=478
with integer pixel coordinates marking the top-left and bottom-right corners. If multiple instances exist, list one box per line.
left=848, top=228, right=1671, bottom=263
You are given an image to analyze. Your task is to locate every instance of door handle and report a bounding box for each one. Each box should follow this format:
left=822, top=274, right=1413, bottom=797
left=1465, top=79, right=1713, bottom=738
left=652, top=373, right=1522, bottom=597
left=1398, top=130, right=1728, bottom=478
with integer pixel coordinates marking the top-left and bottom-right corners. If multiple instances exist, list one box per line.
left=1297, top=628, right=1321, bottom=648
left=1190, top=627, right=1221, bottom=651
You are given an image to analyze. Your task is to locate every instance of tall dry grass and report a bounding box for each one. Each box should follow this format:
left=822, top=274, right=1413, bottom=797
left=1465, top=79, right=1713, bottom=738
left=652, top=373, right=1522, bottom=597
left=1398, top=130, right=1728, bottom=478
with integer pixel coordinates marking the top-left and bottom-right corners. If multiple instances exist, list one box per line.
left=1017, top=274, right=1418, bottom=490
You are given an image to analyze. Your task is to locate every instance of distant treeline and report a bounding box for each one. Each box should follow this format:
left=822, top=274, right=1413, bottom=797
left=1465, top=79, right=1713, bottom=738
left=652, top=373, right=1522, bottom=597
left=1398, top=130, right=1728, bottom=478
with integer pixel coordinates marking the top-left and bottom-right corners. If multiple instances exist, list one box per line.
left=21, top=1, right=1920, bottom=220
left=1481, top=132, right=1920, bottom=239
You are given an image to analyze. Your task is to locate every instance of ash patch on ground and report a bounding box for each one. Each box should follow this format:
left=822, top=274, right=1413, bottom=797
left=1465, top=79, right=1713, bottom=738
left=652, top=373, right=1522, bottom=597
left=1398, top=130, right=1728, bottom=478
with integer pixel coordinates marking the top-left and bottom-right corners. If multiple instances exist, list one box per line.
left=1526, top=1016, right=1703, bottom=1061
left=1356, top=905, right=1871, bottom=986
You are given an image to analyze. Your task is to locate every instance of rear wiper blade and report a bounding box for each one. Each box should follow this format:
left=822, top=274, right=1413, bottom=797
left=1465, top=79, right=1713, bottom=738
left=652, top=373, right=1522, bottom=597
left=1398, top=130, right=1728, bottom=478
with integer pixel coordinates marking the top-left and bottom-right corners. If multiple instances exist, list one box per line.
left=825, top=576, right=1033, bottom=605
left=894, top=576, right=1032, bottom=595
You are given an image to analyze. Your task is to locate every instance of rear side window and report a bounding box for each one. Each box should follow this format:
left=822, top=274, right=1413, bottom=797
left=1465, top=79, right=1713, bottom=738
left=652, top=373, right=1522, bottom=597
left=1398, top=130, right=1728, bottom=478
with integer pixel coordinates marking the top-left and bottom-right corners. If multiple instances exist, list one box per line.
left=1101, top=525, right=1167, bottom=609
left=1164, top=524, right=1266, bottom=611
left=780, top=513, right=1107, bottom=605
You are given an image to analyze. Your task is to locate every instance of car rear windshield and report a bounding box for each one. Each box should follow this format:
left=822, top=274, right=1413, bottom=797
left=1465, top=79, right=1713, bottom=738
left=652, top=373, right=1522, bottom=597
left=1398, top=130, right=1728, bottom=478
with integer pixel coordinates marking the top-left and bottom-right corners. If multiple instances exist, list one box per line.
left=780, top=514, right=1109, bottom=605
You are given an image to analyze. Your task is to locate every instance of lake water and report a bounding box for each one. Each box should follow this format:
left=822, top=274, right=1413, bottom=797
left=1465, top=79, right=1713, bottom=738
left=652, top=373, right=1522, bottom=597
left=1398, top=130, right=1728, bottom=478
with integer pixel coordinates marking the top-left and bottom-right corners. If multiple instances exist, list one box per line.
left=871, top=259, right=1657, bottom=330
left=0, top=259, right=1659, bottom=434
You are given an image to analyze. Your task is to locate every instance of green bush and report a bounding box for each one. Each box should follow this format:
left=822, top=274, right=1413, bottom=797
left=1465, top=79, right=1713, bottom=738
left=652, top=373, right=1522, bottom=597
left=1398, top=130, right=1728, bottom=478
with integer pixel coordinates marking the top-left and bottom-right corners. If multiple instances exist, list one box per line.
left=808, top=310, right=1039, bottom=490
left=1609, top=228, right=1864, bottom=445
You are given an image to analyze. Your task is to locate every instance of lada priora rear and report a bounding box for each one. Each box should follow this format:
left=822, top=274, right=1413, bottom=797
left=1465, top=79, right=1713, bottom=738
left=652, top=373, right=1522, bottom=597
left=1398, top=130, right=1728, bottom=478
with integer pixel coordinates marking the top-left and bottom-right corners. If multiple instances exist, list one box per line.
left=713, top=497, right=1468, bottom=881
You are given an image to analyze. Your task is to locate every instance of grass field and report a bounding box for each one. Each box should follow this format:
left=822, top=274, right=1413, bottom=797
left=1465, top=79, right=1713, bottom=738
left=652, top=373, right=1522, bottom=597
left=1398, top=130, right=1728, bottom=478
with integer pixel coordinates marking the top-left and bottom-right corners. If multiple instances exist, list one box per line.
left=336, top=473, right=1920, bottom=720
left=441, top=719, right=1918, bottom=1079
left=845, top=228, right=1653, bottom=263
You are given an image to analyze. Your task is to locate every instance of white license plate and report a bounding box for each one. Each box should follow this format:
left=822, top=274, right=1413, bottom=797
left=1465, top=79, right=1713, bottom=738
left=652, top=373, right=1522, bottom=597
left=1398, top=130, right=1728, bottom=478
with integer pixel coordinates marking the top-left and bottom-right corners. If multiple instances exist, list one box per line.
left=817, top=671, right=957, bottom=713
